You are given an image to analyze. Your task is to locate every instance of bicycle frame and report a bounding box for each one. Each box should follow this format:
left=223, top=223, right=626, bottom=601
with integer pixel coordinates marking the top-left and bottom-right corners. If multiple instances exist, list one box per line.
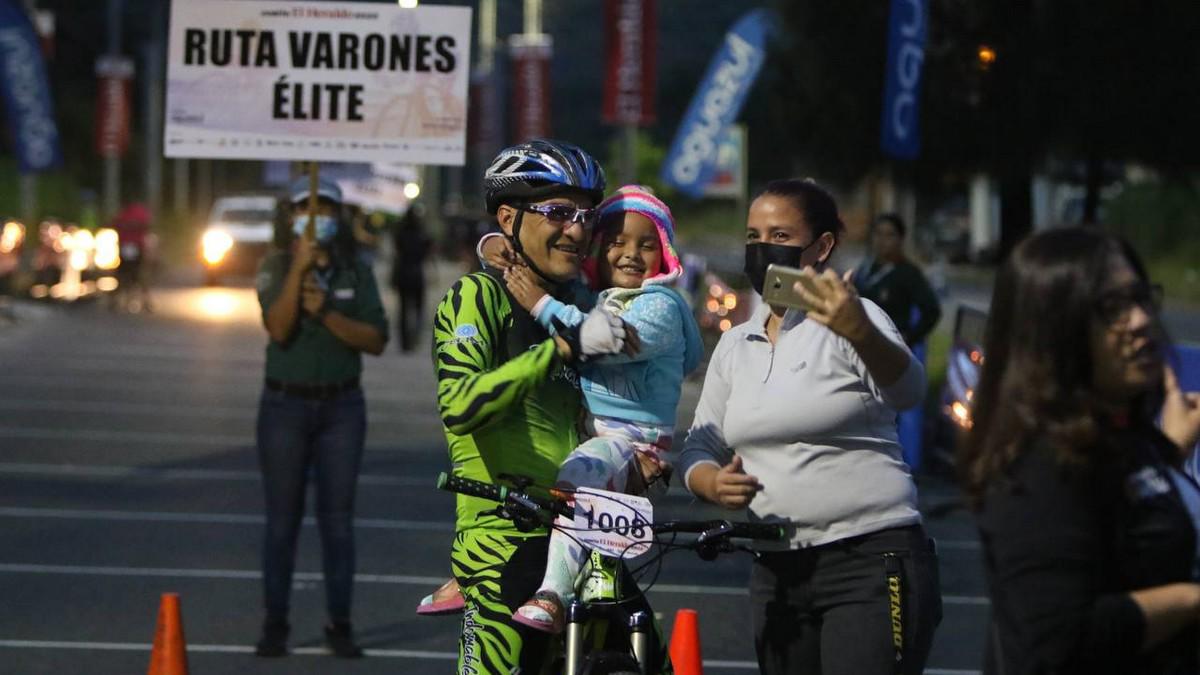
left=563, top=549, right=661, bottom=674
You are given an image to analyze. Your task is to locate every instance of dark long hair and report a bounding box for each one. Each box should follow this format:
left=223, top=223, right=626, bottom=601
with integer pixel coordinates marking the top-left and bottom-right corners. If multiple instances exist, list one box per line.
left=758, top=178, right=845, bottom=248
left=959, top=228, right=1165, bottom=509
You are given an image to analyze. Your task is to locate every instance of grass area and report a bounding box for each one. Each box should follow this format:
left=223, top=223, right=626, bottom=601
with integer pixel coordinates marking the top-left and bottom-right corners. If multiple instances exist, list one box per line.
left=0, top=161, right=86, bottom=223
left=672, top=200, right=746, bottom=248
left=1146, top=255, right=1200, bottom=306
left=1104, top=180, right=1200, bottom=304
left=923, top=325, right=952, bottom=415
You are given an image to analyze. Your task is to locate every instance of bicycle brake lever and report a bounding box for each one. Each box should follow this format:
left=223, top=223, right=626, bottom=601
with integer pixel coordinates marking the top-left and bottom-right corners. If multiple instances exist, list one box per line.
left=497, top=473, right=534, bottom=491
left=477, top=506, right=505, bottom=521
left=695, top=521, right=733, bottom=546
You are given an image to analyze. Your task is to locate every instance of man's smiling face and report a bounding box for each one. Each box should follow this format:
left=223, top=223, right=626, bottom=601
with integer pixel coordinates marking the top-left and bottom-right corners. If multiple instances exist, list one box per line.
left=498, top=193, right=596, bottom=284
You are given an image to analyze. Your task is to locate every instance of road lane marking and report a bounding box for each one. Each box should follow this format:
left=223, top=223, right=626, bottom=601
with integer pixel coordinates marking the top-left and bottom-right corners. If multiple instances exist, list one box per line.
left=0, top=640, right=456, bottom=659
left=0, top=462, right=430, bottom=487
left=0, top=400, right=412, bottom=429
left=0, top=352, right=408, bottom=377
left=0, top=493, right=984, bottom=551
left=0, top=507, right=454, bottom=531
left=0, top=563, right=446, bottom=585
left=0, top=640, right=982, bottom=672
left=0, top=384, right=434, bottom=406
left=0, top=427, right=436, bottom=448
left=0, top=357, right=416, bottom=388
left=0, top=463, right=705, bottom=499
left=0, top=426, right=248, bottom=446
left=0, top=562, right=991, bottom=604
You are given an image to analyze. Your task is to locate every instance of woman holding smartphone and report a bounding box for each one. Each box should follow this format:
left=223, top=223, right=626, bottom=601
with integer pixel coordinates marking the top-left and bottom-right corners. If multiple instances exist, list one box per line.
left=679, top=178, right=941, bottom=675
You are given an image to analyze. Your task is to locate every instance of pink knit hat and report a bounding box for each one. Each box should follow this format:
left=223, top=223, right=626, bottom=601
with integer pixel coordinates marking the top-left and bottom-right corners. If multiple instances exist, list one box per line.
left=583, top=185, right=683, bottom=287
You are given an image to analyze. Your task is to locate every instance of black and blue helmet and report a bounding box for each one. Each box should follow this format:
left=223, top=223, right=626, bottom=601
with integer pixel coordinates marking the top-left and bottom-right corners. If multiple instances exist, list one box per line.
left=484, top=139, right=606, bottom=214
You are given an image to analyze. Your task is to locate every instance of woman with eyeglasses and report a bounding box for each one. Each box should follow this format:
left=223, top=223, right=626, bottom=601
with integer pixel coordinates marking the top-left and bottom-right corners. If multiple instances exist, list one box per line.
left=960, top=228, right=1200, bottom=675
left=678, top=178, right=942, bottom=675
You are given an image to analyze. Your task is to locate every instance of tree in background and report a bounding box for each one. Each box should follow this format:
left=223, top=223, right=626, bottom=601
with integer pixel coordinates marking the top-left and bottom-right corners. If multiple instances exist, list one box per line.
left=767, top=0, right=1200, bottom=258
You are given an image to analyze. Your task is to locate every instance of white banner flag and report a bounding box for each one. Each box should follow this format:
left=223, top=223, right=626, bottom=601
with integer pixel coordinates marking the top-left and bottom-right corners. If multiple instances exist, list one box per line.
left=165, top=1, right=472, bottom=165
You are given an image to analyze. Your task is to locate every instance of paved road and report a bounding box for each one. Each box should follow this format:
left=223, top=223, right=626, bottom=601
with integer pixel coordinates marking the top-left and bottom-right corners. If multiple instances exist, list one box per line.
left=0, top=265, right=988, bottom=674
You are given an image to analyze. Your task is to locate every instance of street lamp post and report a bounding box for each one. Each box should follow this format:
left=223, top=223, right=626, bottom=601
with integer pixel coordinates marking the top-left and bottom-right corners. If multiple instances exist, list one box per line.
left=103, top=0, right=123, bottom=220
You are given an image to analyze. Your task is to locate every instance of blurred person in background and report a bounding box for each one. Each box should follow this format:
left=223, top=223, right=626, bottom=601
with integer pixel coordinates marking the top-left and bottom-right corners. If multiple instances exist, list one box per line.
left=853, top=213, right=941, bottom=348
left=960, top=228, right=1200, bottom=675
left=351, top=207, right=385, bottom=268
left=680, top=178, right=941, bottom=675
left=110, top=203, right=157, bottom=313
left=252, top=176, right=388, bottom=659
left=390, top=202, right=432, bottom=352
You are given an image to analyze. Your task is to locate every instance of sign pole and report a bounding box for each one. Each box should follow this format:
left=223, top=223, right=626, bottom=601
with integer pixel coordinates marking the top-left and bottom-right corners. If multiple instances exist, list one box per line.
left=104, top=0, right=124, bottom=220
left=306, top=161, right=319, bottom=240
left=737, top=124, right=748, bottom=219
left=603, top=0, right=655, bottom=184
left=19, top=174, right=36, bottom=225
left=621, top=124, right=637, bottom=184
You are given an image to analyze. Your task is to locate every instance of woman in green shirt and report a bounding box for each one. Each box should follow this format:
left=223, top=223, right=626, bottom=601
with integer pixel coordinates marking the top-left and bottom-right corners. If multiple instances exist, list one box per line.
left=253, top=177, right=388, bottom=659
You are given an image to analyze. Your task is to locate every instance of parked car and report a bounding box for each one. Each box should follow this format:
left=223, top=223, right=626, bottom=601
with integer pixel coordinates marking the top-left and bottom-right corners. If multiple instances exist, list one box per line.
left=201, top=194, right=279, bottom=285
left=0, top=218, right=25, bottom=293
left=925, top=304, right=987, bottom=471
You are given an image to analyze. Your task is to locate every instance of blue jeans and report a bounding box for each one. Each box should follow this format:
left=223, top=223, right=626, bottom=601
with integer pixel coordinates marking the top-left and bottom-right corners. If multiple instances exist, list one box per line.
left=256, top=386, right=366, bottom=623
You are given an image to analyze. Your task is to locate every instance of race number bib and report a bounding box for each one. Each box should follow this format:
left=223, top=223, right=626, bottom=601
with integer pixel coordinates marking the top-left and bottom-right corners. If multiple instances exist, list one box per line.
left=571, top=487, right=653, bottom=558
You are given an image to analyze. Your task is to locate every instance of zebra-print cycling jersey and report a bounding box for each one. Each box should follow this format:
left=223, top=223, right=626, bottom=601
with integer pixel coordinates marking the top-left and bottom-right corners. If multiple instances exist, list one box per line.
left=432, top=270, right=582, bottom=534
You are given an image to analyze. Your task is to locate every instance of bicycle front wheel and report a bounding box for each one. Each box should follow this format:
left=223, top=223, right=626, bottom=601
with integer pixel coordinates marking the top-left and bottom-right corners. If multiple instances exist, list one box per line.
left=575, top=650, right=643, bottom=675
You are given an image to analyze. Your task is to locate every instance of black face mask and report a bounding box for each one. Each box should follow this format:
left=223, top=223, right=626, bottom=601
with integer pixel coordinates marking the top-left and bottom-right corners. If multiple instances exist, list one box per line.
left=744, top=242, right=809, bottom=295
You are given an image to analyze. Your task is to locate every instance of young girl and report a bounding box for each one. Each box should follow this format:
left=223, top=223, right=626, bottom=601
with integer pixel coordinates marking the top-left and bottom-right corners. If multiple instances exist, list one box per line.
left=417, top=186, right=704, bottom=633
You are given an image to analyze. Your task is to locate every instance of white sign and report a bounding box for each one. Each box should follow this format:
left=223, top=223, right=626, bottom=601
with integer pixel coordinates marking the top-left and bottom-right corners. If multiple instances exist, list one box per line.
left=571, top=487, right=653, bottom=558
left=338, top=173, right=417, bottom=215
left=164, top=1, right=472, bottom=165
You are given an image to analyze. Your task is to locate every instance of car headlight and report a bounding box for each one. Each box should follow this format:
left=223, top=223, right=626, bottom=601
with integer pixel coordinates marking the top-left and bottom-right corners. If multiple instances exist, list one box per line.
left=0, top=220, right=24, bottom=254
left=93, top=228, right=121, bottom=270
left=202, top=229, right=234, bottom=265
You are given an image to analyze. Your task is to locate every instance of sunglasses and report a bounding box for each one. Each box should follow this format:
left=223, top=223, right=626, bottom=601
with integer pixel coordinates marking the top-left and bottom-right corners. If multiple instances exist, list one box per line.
left=1094, top=282, right=1164, bottom=325
left=522, top=203, right=597, bottom=228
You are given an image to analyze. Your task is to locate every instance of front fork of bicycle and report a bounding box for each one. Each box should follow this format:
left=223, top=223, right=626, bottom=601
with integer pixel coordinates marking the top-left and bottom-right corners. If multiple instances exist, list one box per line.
left=628, top=610, right=653, bottom=674
left=563, top=601, right=656, bottom=675
left=564, top=601, right=587, bottom=675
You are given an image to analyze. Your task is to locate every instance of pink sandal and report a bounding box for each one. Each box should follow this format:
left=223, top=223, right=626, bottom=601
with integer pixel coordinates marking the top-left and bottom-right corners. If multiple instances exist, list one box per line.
left=512, top=590, right=565, bottom=634
left=416, top=578, right=465, bottom=616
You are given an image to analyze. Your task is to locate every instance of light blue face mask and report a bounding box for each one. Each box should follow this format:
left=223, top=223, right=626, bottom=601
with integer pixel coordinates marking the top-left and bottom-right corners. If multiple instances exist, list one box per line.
left=292, top=214, right=338, bottom=243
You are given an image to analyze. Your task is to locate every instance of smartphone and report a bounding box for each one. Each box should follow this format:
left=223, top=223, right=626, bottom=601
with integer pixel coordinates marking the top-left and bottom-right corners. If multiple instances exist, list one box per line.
left=762, top=264, right=823, bottom=311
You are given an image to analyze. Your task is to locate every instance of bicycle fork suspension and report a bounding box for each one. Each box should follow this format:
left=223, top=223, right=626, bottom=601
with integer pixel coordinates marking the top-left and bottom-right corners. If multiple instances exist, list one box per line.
left=565, top=601, right=587, bottom=675
left=629, top=610, right=653, bottom=674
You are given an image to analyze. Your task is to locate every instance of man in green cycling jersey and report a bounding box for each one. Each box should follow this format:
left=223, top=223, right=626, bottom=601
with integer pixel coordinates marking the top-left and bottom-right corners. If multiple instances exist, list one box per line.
left=433, top=139, right=630, bottom=674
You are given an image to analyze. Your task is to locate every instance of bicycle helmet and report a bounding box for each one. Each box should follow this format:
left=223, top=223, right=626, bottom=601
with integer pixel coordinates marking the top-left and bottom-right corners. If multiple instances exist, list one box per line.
left=484, top=139, right=606, bottom=214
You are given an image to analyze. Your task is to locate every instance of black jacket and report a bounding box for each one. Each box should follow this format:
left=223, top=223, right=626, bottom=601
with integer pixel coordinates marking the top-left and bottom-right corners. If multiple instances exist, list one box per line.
left=975, top=423, right=1198, bottom=675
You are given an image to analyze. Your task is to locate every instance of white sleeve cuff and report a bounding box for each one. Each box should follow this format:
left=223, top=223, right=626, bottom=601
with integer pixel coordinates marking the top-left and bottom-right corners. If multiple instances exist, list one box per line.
left=531, top=294, right=553, bottom=321
left=475, top=231, right=504, bottom=268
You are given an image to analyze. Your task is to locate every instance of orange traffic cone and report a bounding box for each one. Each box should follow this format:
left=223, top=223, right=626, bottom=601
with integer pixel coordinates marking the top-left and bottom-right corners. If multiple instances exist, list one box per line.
left=146, top=593, right=189, bottom=675
left=668, top=608, right=703, bottom=675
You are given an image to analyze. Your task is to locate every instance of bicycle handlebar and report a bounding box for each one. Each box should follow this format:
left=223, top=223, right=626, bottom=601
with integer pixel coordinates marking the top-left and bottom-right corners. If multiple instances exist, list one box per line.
left=654, top=519, right=786, bottom=542
left=436, top=473, right=786, bottom=543
left=437, top=472, right=509, bottom=502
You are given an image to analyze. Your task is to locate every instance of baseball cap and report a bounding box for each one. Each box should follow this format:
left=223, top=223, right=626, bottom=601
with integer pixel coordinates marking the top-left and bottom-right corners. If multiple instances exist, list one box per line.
left=289, top=175, right=343, bottom=205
